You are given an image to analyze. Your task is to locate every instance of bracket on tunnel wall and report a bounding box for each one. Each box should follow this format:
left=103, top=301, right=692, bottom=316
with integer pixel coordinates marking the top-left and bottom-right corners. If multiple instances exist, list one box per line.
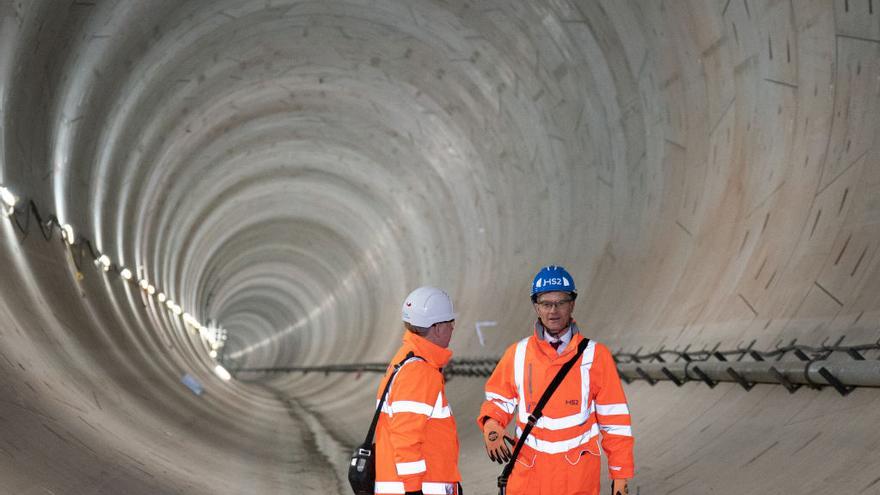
left=768, top=366, right=801, bottom=393
left=634, top=367, right=657, bottom=385
left=817, top=367, right=855, bottom=396
left=690, top=366, right=717, bottom=388
left=660, top=367, right=685, bottom=386
left=726, top=367, right=754, bottom=391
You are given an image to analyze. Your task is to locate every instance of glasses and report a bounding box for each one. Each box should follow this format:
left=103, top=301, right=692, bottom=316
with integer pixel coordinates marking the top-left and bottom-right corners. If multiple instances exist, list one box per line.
left=535, top=299, right=572, bottom=311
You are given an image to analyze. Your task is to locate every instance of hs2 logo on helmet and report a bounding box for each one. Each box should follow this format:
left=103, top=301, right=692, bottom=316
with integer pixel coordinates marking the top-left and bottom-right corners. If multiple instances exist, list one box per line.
left=535, top=277, right=571, bottom=288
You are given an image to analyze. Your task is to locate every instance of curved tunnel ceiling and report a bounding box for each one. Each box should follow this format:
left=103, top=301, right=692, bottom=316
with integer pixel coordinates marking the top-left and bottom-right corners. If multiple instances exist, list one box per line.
left=1, top=1, right=879, bottom=493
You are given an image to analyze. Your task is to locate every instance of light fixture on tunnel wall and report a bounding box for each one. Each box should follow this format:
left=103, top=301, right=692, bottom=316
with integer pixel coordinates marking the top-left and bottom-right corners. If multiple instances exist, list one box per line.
left=120, top=268, right=133, bottom=280
left=166, top=300, right=183, bottom=316
left=213, top=364, right=232, bottom=381
left=0, top=185, right=17, bottom=216
left=183, top=313, right=200, bottom=328
left=146, top=284, right=156, bottom=295
left=95, top=254, right=111, bottom=271
left=60, top=224, right=75, bottom=245
left=157, top=292, right=167, bottom=303
left=139, top=279, right=149, bottom=290
left=200, top=325, right=227, bottom=358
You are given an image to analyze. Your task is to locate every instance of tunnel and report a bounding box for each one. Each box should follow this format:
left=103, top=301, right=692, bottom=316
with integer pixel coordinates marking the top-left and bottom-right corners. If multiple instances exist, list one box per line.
left=1, top=1, right=879, bottom=493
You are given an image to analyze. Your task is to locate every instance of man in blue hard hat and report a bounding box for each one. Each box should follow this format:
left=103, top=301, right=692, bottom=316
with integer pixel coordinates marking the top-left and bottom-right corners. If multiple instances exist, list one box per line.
left=477, top=265, right=634, bottom=495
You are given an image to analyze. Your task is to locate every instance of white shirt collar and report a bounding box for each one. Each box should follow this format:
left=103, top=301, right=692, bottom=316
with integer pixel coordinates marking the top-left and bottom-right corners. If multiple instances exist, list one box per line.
left=539, top=323, right=574, bottom=355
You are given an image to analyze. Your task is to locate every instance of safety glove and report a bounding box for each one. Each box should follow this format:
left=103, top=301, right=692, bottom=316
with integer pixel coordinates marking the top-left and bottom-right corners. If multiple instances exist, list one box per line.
left=610, top=479, right=629, bottom=495
left=482, top=418, right=515, bottom=464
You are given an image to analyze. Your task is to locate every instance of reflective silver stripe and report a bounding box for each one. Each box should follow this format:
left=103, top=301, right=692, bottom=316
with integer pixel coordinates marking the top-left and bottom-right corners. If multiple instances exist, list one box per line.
left=513, top=337, right=529, bottom=422
left=580, top=341, right=596, bottom=419
left=375, top=481, right=405, bottom=493
left=529, top=409, right=590, bottom=430
left=421, top=483, right=457, bottom=495
left=486, top=392, right=517, bottom=414
left=599, top=424, right=633, bottom=436
left=515, top=422, right=600, bottom=454
left=486, top=391, right=517, bottom=404
left=382, top=392, right=450, bottom=419
left=387, top=401, right=433, bottom=416
left=395, top=459, right=427, bottom=475
left=374, top=481, right=457, bottom=494
left=432, top=391, right=452, bottom=418
left=515, top=339, right=596, bottom=430
left=596, top=403, right=630, bottom=416
left=489, top=400, right=515, bottom=415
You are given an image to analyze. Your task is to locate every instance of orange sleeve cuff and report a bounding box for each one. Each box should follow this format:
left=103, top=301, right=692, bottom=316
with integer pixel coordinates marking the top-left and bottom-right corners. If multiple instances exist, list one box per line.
left=477, top=402, right=511, bottom=430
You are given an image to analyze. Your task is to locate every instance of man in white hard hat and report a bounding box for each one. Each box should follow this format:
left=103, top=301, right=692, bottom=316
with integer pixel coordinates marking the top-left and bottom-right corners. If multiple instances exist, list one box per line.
left=373, top=286, right=463, bottom=495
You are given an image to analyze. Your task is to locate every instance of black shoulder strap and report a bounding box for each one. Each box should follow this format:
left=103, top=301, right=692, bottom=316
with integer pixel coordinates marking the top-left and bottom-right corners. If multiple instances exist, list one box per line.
left=362, top=351, right=420, bottom=445
left=498, top=338, right=590, bottom=490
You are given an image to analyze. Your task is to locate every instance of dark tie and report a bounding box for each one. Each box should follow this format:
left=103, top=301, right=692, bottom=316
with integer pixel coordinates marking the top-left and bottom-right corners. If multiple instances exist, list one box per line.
left=549, top=340, right=561, bottom=350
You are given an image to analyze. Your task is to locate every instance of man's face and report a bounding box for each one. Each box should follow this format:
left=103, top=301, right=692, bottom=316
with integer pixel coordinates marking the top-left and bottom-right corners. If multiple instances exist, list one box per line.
left=432, top=320, right=455, bottom=348
left=534, top=291, right=575, bottom=335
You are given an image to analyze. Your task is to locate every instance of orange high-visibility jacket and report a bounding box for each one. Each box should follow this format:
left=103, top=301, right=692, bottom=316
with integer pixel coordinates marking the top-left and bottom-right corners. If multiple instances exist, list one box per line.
left=375, top=331, right=461, bottom=495
left=478, top=323, right=634, bottom=491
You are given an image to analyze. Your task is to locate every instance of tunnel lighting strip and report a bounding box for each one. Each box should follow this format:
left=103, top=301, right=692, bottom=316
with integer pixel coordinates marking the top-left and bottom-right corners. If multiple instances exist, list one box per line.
left=230, top=339, right=880, bottom=396
left=1, top=185, right=18, bottom=217
left=96, top=254, right=111, bottom=271
left=213, top=365, right=232, bottom=381
left=0, top=183, right=226, bottom=354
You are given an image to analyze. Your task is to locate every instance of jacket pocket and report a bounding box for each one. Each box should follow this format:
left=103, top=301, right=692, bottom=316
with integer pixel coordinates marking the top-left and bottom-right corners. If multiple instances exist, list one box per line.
left=515, top=449, right=537, bottom=469
left=563, top=437, right=600, bottom=465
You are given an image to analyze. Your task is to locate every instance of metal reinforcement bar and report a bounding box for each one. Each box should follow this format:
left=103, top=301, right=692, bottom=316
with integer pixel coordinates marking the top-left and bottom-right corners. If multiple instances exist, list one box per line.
left=613, top=337, right=880, bottom=395
left=232, top=363, right=389, bottom=374
left=230, top=339, right=880, bottom=395
left=231, top=359, right=501, bottom=377
left=617, top=360, right=880, bottom=395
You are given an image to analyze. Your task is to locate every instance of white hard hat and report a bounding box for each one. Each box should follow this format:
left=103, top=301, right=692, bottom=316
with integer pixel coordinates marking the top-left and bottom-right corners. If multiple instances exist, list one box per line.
left=402, top=286, right=457, bottom=328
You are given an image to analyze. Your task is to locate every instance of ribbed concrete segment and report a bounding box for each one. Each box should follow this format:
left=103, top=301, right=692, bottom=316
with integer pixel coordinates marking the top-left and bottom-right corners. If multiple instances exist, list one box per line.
left=1, top=1, right=878, bottom=494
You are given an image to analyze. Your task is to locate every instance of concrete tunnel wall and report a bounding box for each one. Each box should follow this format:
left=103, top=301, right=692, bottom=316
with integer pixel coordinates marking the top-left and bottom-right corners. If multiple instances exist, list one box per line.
left=1, top=1, right=879, bottom=493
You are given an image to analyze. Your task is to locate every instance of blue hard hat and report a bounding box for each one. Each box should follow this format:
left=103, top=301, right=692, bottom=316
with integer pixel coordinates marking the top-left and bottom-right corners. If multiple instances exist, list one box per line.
left=530, top=265, right=577, bottom=301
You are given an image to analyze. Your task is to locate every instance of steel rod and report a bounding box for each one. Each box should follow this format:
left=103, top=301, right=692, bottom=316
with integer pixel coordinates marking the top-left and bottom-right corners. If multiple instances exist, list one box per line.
left=617, top=359, right=880, bottom=388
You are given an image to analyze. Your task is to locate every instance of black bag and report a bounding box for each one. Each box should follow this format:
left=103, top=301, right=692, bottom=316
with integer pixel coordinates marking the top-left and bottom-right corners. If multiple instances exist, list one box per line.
left=349, top=352, right=418, bottom=495
left=497, top=338, right=590, bottom=495
left=348, top=441, right=376, bottom=495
